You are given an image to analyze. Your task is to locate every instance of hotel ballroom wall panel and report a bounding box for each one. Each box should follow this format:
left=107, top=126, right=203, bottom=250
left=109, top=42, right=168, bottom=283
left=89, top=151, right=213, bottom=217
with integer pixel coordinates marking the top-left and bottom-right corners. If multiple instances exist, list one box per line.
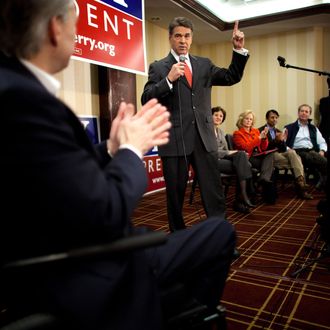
left=56, top=22, right=329, bottom=136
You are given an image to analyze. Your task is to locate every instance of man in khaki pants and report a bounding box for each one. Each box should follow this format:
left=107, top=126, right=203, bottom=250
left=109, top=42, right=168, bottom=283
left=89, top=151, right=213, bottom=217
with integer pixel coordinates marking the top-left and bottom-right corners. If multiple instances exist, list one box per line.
left=259, top=109, right=313, bottom=199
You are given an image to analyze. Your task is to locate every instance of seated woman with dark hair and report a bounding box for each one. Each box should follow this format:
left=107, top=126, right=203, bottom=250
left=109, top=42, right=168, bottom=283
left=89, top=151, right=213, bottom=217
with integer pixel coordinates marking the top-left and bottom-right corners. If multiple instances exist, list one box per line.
left=212, top=106, right=255, bottom=214
left=233, top=110, right=276, bottom=203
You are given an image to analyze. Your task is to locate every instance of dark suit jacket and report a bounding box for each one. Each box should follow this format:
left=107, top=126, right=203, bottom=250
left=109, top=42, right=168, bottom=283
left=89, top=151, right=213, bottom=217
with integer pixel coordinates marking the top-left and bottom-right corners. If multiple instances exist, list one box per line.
left=258, top=125, right=286, bottom=152
left=141, top=51, right=249, bottom=157
left=0, top=54, right=161, bottom=329
left=285, top=120, right=320, bottom=151
left=319, top=96, right=330, bottom=142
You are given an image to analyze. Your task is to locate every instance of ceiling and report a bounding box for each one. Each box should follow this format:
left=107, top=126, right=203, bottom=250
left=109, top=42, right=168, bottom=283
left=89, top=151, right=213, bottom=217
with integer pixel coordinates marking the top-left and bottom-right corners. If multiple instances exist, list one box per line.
left=144, top=0, right=330, bottom=45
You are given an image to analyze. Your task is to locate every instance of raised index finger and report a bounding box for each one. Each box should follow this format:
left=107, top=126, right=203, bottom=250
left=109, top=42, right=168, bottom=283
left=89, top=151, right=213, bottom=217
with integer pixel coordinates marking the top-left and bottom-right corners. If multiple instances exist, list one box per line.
left=233, top=20, right=239, bottom=33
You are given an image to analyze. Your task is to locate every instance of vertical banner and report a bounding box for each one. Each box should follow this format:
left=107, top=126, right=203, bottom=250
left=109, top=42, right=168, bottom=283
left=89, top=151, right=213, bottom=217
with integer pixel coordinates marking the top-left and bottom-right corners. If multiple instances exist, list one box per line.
left=73, top=0, right=146, bottom=75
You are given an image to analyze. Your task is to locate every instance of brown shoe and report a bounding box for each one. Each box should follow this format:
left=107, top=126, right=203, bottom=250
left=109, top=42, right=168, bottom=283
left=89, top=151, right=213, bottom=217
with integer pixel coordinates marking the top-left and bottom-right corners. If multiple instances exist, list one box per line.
left=295, top=175, right=306, bottom=189
left=295, top=176, right=313, bottom=199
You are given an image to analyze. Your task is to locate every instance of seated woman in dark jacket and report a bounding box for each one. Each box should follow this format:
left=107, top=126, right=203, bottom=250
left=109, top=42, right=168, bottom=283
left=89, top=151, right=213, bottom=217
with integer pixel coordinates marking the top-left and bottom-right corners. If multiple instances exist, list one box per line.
left=212, top=106, right=255, bottom=213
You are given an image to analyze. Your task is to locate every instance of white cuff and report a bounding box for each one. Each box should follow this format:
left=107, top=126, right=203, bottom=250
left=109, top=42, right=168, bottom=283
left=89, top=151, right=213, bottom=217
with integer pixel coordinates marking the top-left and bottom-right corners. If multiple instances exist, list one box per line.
left=166, top=77, right=173, bottom=89
left=233, top=48, right=249, bottom=56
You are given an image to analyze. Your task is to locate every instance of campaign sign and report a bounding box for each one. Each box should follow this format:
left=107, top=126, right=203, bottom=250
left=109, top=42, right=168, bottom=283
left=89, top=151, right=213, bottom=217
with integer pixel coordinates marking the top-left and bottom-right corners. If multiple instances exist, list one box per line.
left=142, top=146, right=195, bottom=194
left=73, top=0, right=146, bottom=75
left=79, top=116, right=100, bottom=144
left=100, top=0, right=142, bottom=18
left=143, top=146, right=166, bottom=194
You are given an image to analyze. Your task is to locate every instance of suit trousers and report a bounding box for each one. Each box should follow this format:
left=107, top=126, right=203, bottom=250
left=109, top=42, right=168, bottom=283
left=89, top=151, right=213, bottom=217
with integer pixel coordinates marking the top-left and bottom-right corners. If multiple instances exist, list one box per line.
left=295, top=149, right=327, bottom=177
left=249, top=153, right=274, bottom=182
left=161, top=132, right=225, bottom=232
left=273, top=150, right=304, bottom=178
left=7, top=218, right=235, bottom=330
left=218, top=151, right=252, bottom=182
left=145, top=216, right=236, bottom=310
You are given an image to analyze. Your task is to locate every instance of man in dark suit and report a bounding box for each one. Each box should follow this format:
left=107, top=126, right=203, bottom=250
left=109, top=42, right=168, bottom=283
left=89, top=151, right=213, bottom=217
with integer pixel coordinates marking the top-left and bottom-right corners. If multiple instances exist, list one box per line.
left=259, top=109, right=313, bottom=199
left=141, top=17, right=249, bottom=231
left=0, top=1, right=236, bottom=329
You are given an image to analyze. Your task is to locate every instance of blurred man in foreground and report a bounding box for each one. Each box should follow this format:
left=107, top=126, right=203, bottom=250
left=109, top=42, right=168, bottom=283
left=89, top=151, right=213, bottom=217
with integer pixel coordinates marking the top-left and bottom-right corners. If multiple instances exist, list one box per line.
left=0, top=1, right=236, bottom=329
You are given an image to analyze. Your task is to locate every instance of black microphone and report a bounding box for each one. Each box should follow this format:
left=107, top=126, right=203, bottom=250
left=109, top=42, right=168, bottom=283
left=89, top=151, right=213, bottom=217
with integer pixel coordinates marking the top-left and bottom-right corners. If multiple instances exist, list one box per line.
left=178, top=55, right=186, bottom=82
left=277, top=56, right=286, bottom=67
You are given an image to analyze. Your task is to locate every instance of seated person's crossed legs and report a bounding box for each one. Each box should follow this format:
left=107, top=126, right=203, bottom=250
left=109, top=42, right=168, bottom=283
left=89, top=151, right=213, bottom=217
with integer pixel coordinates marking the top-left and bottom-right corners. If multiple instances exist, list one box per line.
left=296, top=149, right=327, bottom=191
left=218, top=151, right=255, bottom=213
left=273, top=150, right=313, bottom=199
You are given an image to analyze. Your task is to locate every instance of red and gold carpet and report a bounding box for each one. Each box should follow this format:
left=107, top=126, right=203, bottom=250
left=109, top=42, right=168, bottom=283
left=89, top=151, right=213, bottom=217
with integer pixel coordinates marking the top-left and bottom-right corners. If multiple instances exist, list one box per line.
left=132, top=182, right=330, bottom=330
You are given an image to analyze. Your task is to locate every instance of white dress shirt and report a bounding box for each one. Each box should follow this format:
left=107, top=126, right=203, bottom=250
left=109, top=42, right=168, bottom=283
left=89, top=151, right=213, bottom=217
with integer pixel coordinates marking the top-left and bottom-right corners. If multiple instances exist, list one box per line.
left=293, top=120, right=327, bottom=152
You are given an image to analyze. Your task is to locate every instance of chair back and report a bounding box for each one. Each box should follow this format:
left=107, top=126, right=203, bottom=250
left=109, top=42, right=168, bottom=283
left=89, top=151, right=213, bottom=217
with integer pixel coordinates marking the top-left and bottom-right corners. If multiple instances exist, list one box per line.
left=225, top=134, right=234, bottom=150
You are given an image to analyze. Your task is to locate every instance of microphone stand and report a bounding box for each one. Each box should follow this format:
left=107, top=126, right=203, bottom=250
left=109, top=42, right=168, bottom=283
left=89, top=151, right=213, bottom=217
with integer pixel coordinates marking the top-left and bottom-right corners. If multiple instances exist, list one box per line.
left=278, top=56, right=330, bottom=77
left=277, top=56, right=330, bottom=278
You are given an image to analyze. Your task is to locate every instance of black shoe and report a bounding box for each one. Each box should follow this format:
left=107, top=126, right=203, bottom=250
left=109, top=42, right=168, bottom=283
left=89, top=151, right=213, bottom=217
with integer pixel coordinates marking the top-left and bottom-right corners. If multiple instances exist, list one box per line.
left=298, top=191, right=314, bottom=200
left=259, top=178, right=273, bottom=184
left=244, top=199, right=256, bottom=208
left=315, top=178, right=326, bottom=191
left=233, top=201, right=250, bottom=214
left=249, top=195, right=259, bottom=205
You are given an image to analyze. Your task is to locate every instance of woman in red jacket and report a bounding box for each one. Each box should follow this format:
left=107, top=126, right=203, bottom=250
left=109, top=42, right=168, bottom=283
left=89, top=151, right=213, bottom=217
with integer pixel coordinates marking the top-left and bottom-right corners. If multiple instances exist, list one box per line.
left=233, top=111, right=275, bottom=197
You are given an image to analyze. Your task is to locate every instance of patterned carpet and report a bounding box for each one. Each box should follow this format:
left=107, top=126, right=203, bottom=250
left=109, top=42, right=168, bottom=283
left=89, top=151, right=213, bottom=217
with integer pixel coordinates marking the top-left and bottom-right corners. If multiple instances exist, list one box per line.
left=132, top=180, right=330, bottom=330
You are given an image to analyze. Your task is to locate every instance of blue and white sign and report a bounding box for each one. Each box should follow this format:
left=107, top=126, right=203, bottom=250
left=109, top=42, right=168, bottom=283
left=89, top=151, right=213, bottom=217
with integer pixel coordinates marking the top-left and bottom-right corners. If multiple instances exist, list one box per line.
left=79, top=115, right=100, bottom=144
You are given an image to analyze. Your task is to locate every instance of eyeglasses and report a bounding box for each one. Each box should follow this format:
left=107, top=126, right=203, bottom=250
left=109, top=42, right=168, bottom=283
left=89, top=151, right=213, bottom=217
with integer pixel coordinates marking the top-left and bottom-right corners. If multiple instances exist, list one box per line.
left=173, top=33, right=192, bottom=40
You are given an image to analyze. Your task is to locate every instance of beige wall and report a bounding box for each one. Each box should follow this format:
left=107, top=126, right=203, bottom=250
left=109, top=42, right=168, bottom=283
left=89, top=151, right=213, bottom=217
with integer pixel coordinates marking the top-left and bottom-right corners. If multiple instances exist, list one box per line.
left=208, top=26, right=329, bottom=133
left=55, top=60, right=99, bottom=116
left=57, top=22, right=330, bottom=136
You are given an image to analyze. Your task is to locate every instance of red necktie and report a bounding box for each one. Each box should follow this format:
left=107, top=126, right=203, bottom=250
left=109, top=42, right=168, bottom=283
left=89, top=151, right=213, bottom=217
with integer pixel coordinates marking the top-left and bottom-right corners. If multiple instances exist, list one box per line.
left=184, top=60, right=192, bottom=87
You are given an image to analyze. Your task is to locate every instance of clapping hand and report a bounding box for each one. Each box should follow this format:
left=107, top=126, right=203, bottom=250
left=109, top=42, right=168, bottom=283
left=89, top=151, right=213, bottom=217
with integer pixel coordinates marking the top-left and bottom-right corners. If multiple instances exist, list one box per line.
left=260, top=127, right=268, bottom=139
left=108, top=99, right=171, bottom=156
left=282, top=128, right=288, bottom=141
